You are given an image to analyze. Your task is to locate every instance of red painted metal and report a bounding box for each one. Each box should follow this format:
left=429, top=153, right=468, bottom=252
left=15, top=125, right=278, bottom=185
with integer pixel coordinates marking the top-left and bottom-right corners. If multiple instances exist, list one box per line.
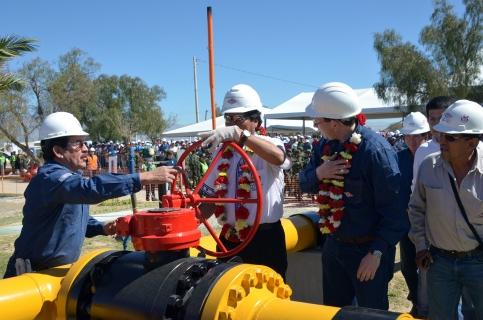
left=115, top=140, right=263, bottom=258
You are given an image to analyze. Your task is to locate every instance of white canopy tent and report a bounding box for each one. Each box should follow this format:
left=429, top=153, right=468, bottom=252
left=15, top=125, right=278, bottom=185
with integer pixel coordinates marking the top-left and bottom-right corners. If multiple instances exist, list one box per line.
left=162, top=116, right=315, bottom=138
left=265, top=88, right=404, bottom=120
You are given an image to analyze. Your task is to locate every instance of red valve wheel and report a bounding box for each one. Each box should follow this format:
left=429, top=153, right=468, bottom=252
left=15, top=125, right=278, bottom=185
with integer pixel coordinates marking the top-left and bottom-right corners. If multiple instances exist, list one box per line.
left=169, top=140, right=263, bottom=258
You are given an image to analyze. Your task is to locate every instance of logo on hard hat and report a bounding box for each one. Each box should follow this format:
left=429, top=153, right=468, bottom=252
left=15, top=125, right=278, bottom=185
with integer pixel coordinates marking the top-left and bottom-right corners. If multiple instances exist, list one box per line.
left=460, top=115, right=469, bottom=123
left=227, top=98, right=238, bottom=105
left=441, top=112, right=453, bottom=123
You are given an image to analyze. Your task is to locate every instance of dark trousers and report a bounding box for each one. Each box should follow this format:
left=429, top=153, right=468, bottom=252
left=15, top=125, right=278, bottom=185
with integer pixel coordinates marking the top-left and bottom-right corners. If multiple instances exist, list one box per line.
left=322, top=235, right=396, bottom=310
left=399, top=234, right=418, bottom=305
left=219, top=220, right=288, bottom=280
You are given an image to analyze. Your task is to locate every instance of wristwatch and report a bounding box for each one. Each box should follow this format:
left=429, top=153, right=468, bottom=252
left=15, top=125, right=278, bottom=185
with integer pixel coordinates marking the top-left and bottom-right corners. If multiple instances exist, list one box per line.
left=372, top=250, right=383, bottom=259
left=239, top=129, right=251, bottom=146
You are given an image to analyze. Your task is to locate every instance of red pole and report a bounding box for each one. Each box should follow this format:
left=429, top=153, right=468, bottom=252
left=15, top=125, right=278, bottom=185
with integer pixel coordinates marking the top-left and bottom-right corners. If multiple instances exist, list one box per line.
left=207, top=6, right=217, bottom=129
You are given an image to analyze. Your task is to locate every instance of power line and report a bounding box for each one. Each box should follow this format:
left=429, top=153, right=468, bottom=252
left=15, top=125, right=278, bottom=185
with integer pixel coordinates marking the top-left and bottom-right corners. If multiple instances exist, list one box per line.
left=196, top=59, right=319, bottom=89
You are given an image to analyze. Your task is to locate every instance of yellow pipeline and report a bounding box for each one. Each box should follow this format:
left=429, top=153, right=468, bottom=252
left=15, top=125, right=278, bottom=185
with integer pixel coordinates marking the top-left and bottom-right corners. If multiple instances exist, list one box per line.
left=0, top=266, right=68, bottom=320
left=0, top=249, right=111, bottom=320
left=201, top=263, right=414, bottom=320
left=190, top=214, right=318, bottom=257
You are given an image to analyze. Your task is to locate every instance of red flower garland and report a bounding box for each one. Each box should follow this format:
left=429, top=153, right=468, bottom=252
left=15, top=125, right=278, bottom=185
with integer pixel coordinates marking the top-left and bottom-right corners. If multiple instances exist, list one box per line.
left=317, top=132, right=362, bottom=234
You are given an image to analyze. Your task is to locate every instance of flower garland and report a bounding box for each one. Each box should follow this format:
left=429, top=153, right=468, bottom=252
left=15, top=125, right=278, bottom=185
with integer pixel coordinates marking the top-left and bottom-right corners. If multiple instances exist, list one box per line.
left=212, top=127, right=267, bottom=242
left=317, top=132, right=362, bottom=234
left=211, top=153, right=251, bottom=242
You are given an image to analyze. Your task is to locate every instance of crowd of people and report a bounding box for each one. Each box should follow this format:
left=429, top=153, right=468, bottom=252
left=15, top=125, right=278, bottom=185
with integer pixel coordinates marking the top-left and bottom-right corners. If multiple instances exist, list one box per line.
left=3, top=82, right=482, bottom=320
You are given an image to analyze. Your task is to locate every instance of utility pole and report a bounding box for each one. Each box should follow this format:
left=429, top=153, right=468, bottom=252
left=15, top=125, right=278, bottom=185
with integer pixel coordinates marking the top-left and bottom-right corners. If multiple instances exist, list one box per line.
left=192, top=56, right=200, bottom=123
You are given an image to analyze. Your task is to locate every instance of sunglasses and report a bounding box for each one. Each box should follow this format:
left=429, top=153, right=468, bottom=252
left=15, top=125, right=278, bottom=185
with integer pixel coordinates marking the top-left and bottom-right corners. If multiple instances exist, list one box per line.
left=66, top=140, right=87, bottom=150
left=440, top=133, right=476, bottom=142
left=224, top=114, right=247, bottom=123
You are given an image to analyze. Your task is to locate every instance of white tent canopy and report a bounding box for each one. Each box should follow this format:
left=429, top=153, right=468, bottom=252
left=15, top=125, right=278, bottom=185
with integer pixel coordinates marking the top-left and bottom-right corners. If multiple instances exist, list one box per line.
left=162, top=116, right=315, bottom=138
left=265, top=88, right=404, bottom=120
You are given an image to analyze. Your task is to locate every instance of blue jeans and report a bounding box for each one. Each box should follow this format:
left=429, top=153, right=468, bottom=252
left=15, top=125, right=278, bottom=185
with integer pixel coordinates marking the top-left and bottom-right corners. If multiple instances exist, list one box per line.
left=322, top=235, right=395, bottom=310
left=428, top=248, right=483, bottom=320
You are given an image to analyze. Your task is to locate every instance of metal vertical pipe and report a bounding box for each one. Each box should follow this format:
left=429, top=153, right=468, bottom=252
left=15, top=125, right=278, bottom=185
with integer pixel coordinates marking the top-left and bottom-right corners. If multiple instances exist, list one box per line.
left=193, top=56, right=200, bottom=123
left=207, top=6, right=217, bottom=129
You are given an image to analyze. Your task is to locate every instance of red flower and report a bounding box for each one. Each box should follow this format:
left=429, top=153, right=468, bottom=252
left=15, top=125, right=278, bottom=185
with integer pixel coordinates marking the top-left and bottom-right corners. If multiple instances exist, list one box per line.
left=214, top=205, right=225, bottom=217
left=237, top=189, right=250, bottom=198
left=329, top=186, right=344, bottom=195
left=319, top=183, right=330, bottom=191
left=239, top=176, right=250, bottom=184
left=240, top=164, right=250, bottom=171
left=318, top=209, right=330, bottom=217
left=256, top=127, right=267, bottom=136
left=218, top=163, right=230, bottom=171
left=322, top=144, right=331, bottom=156
left=220, top=224, right=231, bottom=237
left=329, top=199, right=344, bottom=208
left=239, top=226, right=251, bottom=240
left=355, top=113, right=366, bottom=126
left=222, top=150, right=233, bottom=159
left=332, top=211, right=343, bottom=221
left=214, top=176, right=228, bottom=185
left=317, top=195, right=330, bottom=203
left=235, top=206, right=250, bottom=220
left=344, top=142, right=359, bottom=153
left=215, top=190, right=227, bottom=197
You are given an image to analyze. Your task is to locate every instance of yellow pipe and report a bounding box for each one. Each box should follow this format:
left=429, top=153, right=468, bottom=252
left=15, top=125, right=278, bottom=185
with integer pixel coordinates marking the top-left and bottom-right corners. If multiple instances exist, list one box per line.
left=0, top=266, right=68, bottom=320
left=201, top=263, right=415, bottom=320
left=190, top=214, right=318, bottom=257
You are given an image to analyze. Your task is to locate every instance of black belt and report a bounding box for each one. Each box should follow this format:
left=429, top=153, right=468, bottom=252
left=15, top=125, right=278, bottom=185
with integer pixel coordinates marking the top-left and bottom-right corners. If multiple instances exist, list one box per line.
left=334, top=235, right=375, bottom=245
left=430, top=245, right=483, bottom=259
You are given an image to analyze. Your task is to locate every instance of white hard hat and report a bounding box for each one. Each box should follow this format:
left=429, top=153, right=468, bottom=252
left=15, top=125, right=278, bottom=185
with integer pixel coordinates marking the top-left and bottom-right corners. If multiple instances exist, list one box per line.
left=222, top=84, right=263, bottom=114
left=89, top=147, right=95, bottom=152
left=434, top=100, right=483, bottom=134
left=162, top=138, right=167, bottom=142
left=305, top=82, right=361, bottom=119
left=401, top=112, right=430, bottom=135
left=39, top=112, right=89, bottom=140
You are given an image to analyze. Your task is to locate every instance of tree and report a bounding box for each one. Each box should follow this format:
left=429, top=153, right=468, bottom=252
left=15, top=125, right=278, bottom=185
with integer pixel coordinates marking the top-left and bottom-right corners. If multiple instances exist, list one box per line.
left=92, top=75, right=174, bottom=143
left=0, top=35, right=39, bottom=161
left=0, top=35, right=37, bottom=91
left=374, top=0, right=482, bottom=109
left=48, top=48, right=99, bottom=128
left=18, top=58, right=55, bottom=122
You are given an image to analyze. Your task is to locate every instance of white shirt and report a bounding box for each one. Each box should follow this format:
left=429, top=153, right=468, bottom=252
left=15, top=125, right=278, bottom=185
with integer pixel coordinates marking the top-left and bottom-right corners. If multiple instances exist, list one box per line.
left=412, top=139, right=440, bottom=190
left=202, top=136, right=291, bottom=225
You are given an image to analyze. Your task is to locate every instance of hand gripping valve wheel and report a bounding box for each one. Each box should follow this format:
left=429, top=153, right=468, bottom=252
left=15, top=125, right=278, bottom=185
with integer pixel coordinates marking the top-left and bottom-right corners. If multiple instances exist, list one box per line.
left=115, top=140, right=263, bottom=258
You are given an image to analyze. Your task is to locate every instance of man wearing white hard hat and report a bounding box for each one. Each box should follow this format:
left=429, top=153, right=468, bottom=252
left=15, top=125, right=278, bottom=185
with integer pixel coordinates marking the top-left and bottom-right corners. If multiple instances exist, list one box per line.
left=199, top=84, right=292, bottom=278
left=396, top=112, right=430, bottom=317
left=4, top=112, right=178, bottom=278
left=409, top=100, right=483, bottom=320
left=299, top=82, right=408, bottom=310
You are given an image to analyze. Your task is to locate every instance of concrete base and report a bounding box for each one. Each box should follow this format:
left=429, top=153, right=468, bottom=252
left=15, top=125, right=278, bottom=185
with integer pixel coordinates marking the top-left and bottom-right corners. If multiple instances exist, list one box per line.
left=286, top=247, right=323, bottom=304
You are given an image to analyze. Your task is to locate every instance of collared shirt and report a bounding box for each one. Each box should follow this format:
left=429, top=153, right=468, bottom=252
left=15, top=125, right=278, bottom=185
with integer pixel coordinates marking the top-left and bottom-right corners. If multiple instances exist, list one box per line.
left=11, top=161, right=142, bottom=270
left=412, top=139, right=440, bottom=190
left=409, top=142, right=483, bottom=252
left=202, top=136, right=291, bottom=224
left=299, top=125, right=408, bottom=254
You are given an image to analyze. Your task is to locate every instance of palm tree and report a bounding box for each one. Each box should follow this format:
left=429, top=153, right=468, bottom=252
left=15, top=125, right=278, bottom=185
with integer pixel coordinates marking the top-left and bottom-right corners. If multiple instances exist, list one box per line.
left=0, top=35, right=37, bottom=91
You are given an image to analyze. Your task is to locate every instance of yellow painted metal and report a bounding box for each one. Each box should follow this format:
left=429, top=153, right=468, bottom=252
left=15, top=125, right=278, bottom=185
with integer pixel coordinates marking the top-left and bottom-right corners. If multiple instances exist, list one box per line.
left=281, top=214, right=317, bottom=253
left=0, top=266, right=69, bottom=320
left=200, top=263, right=342, bottom=320
left=201, top=263, right=415, bottom=320
left=55, top=249, right=112, bottom=319
left=190, top=214, right=317, bottom=258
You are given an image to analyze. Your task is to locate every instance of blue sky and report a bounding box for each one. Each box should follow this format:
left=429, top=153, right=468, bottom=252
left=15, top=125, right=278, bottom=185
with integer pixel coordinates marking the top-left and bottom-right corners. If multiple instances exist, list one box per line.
left=2, top=0, right=466, bottom=129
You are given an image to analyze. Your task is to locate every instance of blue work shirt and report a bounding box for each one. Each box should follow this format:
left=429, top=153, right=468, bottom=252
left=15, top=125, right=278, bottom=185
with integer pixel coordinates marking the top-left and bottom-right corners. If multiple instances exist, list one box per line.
left=396, top=148, right=413, bottom=212
left=10, top=161, right=141, bottom=271
left=299, top=125, right=408, bottom=254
